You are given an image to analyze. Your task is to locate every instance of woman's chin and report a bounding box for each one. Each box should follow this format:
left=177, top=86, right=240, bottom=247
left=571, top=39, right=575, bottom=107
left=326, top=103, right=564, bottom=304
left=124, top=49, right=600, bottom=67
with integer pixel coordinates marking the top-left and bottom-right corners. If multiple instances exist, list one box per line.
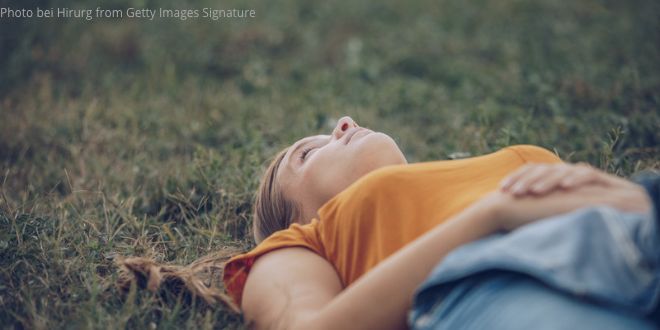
left=357, top=132, right=407, bottom=166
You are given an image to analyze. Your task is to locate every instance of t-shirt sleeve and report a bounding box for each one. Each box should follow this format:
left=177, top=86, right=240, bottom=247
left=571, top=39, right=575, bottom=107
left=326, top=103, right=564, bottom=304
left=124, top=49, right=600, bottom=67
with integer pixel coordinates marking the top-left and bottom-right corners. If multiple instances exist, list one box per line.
left=222, top=221, right=323, bottom=307
left=505, top=144, right=562, bottom=164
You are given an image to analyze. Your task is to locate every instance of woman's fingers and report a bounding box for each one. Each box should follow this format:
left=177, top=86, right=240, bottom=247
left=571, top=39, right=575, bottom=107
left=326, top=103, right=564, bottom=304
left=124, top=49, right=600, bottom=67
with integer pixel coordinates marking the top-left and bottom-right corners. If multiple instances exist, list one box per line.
left=558, top=163, right=598, bottom=188
left=528, top=169, right=569, bottom=194
left=507, top=164, right=556, bottom=196
left=501, top=163, right=561, bottom=194
left=494, top=181, right=652, bottom=232
left=530, top=163, right=604, bottom=194
left=499, top=164, right=540, bottom=192
left=500, top=162, right=614, bottom=197
left=557, top=162, right=625, bottom=190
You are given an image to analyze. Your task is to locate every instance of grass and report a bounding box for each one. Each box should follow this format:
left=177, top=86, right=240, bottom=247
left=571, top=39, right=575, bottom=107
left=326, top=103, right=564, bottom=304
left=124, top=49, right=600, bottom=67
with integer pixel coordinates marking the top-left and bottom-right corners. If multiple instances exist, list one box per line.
left=1, top=0, right=659, bottom=328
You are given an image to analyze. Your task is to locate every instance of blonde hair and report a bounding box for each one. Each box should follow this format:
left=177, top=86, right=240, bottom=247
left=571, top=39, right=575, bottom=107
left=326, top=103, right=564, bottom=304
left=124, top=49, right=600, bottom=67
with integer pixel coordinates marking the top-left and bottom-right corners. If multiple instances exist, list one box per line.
left=252, top=147, right=302, bottom=243
left=116, top=248, right=241, bottom=313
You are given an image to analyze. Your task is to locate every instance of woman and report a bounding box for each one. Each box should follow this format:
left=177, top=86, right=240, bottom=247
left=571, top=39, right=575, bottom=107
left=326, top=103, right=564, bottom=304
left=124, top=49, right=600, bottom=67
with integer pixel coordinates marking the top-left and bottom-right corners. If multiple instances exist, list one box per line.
left=221, top=116, right=656, bottom=329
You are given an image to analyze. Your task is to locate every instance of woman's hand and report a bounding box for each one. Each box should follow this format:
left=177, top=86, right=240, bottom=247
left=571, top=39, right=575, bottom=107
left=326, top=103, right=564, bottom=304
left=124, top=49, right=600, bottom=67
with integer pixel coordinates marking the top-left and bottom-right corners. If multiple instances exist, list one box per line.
left=499, top=162, right=616, bottom=197
left=490, top=175, right=652, bottom=231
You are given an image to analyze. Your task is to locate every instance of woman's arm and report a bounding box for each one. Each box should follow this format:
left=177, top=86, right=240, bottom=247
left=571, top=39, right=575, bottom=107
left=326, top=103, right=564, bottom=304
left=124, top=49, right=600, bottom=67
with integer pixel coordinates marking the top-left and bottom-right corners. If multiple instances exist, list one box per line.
left=243, top=179, right=652, bottom=330
left=242, top=247, right=343, bottom=329
left=242, top=197, right=498, bottom=330
left=303, top=196, right=500, bottom=330
left=495, top=163, right=652, bottom=230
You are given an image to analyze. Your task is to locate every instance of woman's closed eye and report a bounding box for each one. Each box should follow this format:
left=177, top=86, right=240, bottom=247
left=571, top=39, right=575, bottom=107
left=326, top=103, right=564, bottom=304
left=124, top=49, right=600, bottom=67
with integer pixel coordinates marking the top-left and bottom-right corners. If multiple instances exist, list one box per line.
left=297, top=136, right=331, bottom=162
left=300, top=147, right=314, bottom=161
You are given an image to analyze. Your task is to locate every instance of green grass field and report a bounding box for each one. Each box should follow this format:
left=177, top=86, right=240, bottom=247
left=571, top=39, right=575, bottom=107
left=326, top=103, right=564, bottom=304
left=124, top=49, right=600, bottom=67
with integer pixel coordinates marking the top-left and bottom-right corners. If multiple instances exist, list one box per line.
left=1, top=0, right=658, bottom=328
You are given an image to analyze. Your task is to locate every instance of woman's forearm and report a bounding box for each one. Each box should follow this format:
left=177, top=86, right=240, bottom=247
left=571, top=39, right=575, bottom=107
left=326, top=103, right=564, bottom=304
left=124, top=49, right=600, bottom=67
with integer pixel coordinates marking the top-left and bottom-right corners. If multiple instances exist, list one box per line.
left=297, top=196, right=500, bottom=330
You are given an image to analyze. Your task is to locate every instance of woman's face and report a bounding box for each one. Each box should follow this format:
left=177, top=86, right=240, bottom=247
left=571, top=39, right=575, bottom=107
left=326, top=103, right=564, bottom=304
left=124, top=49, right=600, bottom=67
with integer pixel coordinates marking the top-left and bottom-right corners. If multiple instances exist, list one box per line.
left=276, top=116, right=407, bottom=222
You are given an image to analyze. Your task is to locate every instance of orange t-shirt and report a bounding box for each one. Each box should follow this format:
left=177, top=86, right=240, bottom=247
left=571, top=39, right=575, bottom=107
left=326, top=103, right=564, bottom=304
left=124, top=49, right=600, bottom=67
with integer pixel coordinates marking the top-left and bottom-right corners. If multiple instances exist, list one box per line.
left=223, top=145, right=562, bottom=306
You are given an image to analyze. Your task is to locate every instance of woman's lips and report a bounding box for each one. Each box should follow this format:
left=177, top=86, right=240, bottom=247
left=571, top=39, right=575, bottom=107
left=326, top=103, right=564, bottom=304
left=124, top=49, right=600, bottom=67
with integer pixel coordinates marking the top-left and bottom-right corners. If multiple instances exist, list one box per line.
left=344, top=128, right=372, bottom=144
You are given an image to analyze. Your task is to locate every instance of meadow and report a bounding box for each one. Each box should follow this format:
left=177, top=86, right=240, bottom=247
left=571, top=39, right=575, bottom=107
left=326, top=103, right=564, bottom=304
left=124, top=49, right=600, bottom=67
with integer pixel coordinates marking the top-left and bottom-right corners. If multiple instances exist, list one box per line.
left=1, top=0, right=658, bottom=328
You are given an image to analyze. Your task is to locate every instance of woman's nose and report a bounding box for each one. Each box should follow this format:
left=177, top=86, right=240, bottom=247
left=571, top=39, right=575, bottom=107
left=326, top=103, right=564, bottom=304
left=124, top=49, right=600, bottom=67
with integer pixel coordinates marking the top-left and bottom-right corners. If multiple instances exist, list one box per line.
left=333, top=116, right=359, bottom=138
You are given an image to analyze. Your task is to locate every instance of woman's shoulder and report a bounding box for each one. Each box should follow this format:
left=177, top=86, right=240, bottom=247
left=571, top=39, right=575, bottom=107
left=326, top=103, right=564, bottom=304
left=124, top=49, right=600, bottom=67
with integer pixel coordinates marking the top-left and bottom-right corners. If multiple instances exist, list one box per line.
left=241, top=246, right=342, bottom=327
left=223, top=220, right=325, bottom=307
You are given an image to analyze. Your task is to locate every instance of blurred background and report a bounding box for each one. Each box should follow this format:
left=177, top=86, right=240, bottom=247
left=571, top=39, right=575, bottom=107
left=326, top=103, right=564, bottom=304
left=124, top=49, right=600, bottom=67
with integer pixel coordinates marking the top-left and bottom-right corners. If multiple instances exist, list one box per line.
left=1, top=0, right=658, bottom=328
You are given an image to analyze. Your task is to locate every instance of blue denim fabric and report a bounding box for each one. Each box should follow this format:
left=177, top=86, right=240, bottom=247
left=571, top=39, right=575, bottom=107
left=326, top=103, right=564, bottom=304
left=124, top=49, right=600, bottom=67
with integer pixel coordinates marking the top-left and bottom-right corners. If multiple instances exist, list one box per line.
left=409, top=175, right=660, bottom=330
